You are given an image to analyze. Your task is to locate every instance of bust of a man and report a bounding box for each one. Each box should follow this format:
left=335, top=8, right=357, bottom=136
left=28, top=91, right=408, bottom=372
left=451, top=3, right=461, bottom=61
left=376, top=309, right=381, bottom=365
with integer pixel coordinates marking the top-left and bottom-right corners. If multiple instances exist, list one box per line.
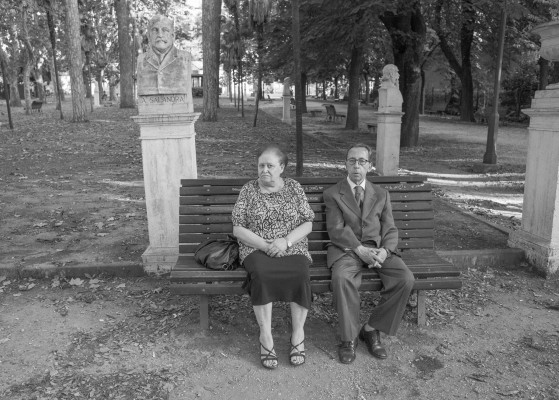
left=380, top=64, right=399, bottom=89
left=137, top=15, right=192, bottom=96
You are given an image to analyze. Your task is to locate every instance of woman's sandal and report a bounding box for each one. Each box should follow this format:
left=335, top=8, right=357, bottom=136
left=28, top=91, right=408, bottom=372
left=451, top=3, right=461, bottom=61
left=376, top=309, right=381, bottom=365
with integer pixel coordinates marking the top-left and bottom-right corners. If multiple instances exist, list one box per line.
left=289, top=337, right=306, bottom=366
left=260, top=343, right=278, bottom=370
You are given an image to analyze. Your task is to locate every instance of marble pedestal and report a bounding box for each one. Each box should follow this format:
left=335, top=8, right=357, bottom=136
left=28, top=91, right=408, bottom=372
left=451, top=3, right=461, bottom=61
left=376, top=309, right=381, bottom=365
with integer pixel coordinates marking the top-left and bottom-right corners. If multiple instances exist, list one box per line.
left=375, top=112, right=404, bottom=176
left=132, top=98, right=199, bottom=274
left=508, top=85, right=559, bottom=276
left=282, top=95, right=291, bottom=124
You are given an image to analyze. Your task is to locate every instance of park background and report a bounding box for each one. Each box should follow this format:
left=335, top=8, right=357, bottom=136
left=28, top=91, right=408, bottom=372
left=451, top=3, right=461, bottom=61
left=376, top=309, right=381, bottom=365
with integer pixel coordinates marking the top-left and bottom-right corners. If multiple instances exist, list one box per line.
left=2, top=0, right=559, bottom=399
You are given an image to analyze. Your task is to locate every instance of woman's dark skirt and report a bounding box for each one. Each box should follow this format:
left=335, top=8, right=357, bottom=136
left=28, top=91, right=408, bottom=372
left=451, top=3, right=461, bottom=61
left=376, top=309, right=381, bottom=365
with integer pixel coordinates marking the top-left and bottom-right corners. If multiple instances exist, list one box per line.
left=242, top=251, right=311, bottom=309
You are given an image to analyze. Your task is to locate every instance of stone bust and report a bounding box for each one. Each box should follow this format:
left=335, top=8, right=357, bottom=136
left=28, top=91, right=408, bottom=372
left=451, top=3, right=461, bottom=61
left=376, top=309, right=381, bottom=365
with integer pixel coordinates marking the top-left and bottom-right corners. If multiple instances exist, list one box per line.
left=380, top=64, right=400, bottom=89
left=137, top=15, right=192, bottom=96
left=283, top=77, right=292, bottom=96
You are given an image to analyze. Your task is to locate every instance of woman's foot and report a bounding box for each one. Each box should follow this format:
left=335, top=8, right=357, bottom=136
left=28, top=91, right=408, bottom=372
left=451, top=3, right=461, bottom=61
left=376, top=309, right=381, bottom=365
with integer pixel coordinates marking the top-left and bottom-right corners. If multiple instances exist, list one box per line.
left=289, top=336, right=306, bottom=366
left=260, top=343, right=278, bottom=369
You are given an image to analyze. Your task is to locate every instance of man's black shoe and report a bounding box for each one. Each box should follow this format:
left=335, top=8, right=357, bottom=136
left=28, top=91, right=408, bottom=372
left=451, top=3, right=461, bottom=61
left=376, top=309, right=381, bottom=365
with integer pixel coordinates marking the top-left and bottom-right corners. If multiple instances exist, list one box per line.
left=359, top=325, right=387, bottom=359
left=338, top=337, right=358, bottom=364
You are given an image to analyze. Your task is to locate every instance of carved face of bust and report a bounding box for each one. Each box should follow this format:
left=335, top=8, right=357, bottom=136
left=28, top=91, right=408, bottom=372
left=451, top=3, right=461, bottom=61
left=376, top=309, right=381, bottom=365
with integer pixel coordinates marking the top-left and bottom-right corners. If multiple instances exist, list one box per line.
left=149, top=17, right=174, bottom=54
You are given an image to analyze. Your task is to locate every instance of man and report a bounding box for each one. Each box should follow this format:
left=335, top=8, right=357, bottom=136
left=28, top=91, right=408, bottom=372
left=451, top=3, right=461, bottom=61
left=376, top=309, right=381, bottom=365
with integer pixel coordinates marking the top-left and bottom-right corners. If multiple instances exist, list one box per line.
left=323, top=143, right=414, bottom=364
left=137, top=15, right=192, bottom=96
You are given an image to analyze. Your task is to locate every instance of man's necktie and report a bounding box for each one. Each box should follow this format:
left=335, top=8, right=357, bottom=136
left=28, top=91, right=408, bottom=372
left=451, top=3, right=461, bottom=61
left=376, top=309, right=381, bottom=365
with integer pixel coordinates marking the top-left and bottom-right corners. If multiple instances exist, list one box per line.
left=354, top=186, right=363, bottom=209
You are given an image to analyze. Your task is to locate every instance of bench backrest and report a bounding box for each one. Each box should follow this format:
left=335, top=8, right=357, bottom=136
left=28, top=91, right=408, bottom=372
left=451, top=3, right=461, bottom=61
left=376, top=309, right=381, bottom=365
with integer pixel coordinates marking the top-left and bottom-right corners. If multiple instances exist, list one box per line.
left=179, top=176, right=433, bottom=265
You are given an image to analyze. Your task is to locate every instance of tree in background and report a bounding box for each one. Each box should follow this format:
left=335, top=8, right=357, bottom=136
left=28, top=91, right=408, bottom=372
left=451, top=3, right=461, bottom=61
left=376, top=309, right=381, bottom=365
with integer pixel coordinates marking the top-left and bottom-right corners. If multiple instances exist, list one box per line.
left=114, top=0, right=134, bottom=108
left=64, top=0, right=87, bottom=121
left=249, top=0, right=272, bottom=127
left=381, top=0, right=426, bottom=147
left=201, top=0, right=222, bottom=121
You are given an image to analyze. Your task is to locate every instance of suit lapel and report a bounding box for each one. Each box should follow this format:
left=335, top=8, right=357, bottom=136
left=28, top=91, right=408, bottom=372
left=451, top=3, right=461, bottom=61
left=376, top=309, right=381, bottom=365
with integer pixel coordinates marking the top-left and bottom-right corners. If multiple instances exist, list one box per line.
left=339, top=180, right=361, bottom=218
left=361, top=180, right=377, bottom=219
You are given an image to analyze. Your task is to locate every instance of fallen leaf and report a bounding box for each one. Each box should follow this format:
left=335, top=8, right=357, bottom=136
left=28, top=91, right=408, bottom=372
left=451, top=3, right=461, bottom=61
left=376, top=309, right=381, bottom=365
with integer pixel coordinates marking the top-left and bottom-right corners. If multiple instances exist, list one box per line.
left=69, top=278, right=84, bottom=286
left=116, top=283, right=126, bottom=289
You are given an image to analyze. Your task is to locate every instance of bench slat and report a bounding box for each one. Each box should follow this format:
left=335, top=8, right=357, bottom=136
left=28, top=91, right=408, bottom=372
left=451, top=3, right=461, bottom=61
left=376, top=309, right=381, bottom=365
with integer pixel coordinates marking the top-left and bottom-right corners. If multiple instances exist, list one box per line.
left=180, top=176, right=428, bottom=187
left=179, top=210, right=434, bottom=224
left=179, top=229, right=434, bottom=243
left=173, top=249, right=451, bottom=269
left=179, top=200, right=433, bottom=215
left=178, top=220, right=435, bottom=233
left=169, top=278, right=462, bottom=295
left=170, top=266, right=460, bottom=283
left=180, top=182, right=433, bottom=196
left=179, top=238, right=434, bottom=253
left=179, top=191, right=433, bottom=205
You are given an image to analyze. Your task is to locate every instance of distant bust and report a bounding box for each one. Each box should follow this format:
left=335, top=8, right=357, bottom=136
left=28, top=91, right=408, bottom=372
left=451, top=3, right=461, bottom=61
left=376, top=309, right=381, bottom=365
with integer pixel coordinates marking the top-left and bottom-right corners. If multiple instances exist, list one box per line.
left=282, top=77, right=292, bottom=96
left=380, top=64, right=399, bottom=89
left=137, top=15, right=192, bottom=96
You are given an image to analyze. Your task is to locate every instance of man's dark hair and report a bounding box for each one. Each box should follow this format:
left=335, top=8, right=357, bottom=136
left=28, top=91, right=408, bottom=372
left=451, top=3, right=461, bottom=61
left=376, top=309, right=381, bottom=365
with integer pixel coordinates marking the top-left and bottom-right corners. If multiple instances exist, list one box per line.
left=257, top=144, right=289, bottom=167
left=346, top=143, right=373, bottom=161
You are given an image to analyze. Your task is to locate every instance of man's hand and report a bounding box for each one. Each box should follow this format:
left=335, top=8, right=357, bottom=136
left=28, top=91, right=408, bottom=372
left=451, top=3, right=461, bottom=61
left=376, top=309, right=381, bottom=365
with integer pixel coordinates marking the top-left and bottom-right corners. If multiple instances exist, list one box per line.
left=370, top=248, right=388, bottom=265
left=354, top=245, right=378, bottom=266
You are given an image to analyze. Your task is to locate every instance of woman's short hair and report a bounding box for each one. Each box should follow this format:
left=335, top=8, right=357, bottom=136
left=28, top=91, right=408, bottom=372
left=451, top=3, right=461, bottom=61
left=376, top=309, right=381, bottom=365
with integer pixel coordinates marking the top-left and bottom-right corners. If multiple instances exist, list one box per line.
left=257, top=145, right=289, bottom=167
left=346, top=143, right=373, bottom=162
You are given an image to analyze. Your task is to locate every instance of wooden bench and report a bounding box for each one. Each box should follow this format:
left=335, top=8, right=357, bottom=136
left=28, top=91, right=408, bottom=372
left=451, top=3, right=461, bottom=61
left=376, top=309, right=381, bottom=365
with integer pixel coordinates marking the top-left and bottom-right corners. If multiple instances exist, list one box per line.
left=25, top=101, right=43, bottom=113
left=170, top=176, right=462, bottom=329
left=309, top=110, right=323, bottom=117
left=323, top=104, right=346, bottom=122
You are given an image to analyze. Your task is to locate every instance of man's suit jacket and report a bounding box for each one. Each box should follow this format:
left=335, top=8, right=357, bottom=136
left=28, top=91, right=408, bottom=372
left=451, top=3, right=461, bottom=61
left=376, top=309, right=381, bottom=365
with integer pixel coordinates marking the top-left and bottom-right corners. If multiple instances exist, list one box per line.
left=323, top=178, right=399, bottom=267
left=137, top=47, right=192, bottom=96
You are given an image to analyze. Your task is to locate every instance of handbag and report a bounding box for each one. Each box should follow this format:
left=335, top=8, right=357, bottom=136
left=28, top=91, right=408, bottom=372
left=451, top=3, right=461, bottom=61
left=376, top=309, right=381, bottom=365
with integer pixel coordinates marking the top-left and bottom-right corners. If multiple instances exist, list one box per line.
left=194, top=234, right=240, bottom=271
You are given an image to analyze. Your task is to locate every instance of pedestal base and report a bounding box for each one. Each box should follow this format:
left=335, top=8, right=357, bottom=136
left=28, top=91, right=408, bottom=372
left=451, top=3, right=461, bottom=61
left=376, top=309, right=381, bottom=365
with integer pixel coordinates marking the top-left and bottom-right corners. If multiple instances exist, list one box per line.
left=508, top=230, right=559, bottom=277
left=376, top=112, right=404, bottom=176
left=141, top=246, right=179, bottom=274
left=282, top=95, right=291, bottom=124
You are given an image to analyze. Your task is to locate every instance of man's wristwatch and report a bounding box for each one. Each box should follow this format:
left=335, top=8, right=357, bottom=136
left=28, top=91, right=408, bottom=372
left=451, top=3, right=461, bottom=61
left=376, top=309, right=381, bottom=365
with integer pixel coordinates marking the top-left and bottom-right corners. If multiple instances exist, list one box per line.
left=382, top=247, right=391, bottom=256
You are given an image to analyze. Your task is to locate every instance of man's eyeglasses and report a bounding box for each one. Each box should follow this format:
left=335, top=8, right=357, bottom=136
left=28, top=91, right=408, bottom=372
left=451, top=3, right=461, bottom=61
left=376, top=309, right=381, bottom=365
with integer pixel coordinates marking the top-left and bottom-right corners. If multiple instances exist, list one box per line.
left=346, top=158, right=370, bottom=166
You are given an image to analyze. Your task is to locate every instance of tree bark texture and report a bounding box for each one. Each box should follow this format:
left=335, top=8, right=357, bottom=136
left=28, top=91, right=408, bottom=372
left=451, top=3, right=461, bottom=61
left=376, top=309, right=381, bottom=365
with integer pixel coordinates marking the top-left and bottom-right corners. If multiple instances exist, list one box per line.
left=538, top=57, right=549, bottom=90
left=292, top=0, right=303, bottom=176
left=253, top=23, right=264, bottom=127
left=346, top=40, right=365, bottom=130
left=114, top=0, right=135, bottom=108
left=64, top=0, right=88, bottom=122
left=434, top=0, right=475, bottom=121
left=381, top=1, right=426, bottom=147
left=21, top=4, right=34, bottom=115
left=202, top=0, right=222, bottom=121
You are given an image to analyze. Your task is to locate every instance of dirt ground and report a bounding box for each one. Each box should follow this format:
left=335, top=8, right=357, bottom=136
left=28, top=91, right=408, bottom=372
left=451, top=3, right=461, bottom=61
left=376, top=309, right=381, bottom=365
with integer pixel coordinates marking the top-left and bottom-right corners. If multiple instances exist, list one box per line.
left=1, top=99, right=558, bottom=400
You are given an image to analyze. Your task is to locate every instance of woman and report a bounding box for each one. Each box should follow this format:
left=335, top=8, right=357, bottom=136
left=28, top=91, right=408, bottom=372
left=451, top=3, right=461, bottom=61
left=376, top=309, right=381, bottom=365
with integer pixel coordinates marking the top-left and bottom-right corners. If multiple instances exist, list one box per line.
left=232, top=145, right=315, bottom=369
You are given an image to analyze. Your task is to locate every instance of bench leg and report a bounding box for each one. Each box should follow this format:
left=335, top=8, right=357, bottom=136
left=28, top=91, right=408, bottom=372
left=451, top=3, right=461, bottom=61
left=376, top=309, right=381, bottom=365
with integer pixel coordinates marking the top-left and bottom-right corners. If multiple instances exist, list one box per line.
left=199, top=295, right=210, bottom=330
left=416, top=290, right=426, bottom=326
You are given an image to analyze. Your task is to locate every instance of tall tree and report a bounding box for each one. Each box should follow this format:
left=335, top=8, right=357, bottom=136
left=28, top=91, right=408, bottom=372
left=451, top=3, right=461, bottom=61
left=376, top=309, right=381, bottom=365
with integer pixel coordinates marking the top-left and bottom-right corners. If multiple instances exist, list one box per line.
left=20, top=2, right=35, bottom=115
left=114, top=0, right=134, bottom=108
left=380, top=0, right=426, bottom=147
left=249, top=0, right=272, bottom=127
left=64, top=0, right=88, bottom=121
left=292, top=0, right=303, bottom=176
left=433, top=0, right=476, bottom=122
left=201, top=0, right=222, bottom=121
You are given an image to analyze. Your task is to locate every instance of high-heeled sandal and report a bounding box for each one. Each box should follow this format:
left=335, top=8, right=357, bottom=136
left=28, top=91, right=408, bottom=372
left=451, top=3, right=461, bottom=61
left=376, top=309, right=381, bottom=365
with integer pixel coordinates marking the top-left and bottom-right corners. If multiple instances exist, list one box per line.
left=289, top=337, right=306, bottom=366
left=260, top=343, right=278, bottom=369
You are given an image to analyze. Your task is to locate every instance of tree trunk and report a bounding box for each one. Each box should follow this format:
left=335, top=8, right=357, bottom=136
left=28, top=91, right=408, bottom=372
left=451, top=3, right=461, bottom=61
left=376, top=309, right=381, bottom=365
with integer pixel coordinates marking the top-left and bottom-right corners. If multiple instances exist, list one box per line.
left=64, top=0, right=88, bottom=121
left=434, top=0, right=475, bottom=122
left=109, top=81, right=117, bottom=101
left=334, top=77, right=338, bottom=99
left=253, top=24, right=264, bottom=127
left=381, top=1, right=426, bottom=147
left=346, top=40, right=364, bottom=130
left=23, top=63, right=32, bottom=115
left=300, top=72, right=307, bottom=113
left=114, top=0, right=135, bottom=108
left=10, top=78, right=22, bottom=107
left=420, top=67, right=425, bottom=114
left=46, top=2, right=63, bottom=115
left=363, top=73, right=370, bottom=105
left=227, top=69, right=233, bottom=102
left=322, top=80, right=327, bottom=100
left=538, top=57, right=549, bottom=90
left=201, top=0, right=222, bottom=121
left=292, top=0, right=303, bottom=176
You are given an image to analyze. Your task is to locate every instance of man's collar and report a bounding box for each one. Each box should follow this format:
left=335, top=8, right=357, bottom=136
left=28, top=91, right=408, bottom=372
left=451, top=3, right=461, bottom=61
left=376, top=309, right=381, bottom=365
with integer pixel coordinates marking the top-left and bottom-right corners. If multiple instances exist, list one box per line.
left=346, top=176, right=366, bottom=190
